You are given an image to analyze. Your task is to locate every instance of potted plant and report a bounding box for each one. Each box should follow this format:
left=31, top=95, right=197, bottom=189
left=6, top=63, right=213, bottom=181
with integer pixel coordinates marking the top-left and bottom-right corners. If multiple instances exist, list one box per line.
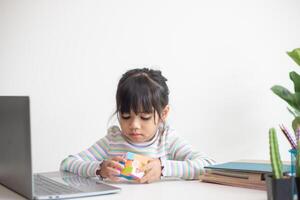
left=266, top=128, right=293, bottom=200
left=271, top=48, right=300, bottom=198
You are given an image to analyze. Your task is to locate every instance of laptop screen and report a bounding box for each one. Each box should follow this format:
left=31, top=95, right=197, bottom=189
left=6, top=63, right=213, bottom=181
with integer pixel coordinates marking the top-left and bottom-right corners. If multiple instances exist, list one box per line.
left=0, top=96, right=33, bottom=199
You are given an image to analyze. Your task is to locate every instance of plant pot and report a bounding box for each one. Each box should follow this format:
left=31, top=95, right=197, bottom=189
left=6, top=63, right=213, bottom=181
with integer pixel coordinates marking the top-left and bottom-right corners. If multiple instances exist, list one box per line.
left=265, top=174, right=293, bottom=200
left=295, top=177, right=300, bottom=199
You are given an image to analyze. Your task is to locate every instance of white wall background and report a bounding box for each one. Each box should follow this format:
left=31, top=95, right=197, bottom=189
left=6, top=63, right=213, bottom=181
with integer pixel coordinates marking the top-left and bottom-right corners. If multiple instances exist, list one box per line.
left=1, top=0, right=300, bottom=173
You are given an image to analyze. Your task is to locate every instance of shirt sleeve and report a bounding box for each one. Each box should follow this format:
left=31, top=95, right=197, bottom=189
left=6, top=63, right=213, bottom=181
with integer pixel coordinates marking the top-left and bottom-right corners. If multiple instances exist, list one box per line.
left=60, top=131, right=112, bottom=177
left=161, top=131, right=216, bottom=180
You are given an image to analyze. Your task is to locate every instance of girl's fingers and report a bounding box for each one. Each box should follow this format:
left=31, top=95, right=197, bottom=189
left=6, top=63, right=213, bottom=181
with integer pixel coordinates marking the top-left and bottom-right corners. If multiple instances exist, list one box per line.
left=139, top=174, right=150, bottom=183
left=139, top=170, right=153, bottom=183
left=140, top=165, right=147, bottom=172
left=107, top=167, right=121, bottom=176
left=108, top=160, right=124, bottom=170
left=142, top=161, right=155, bottom=173
left=131, top=179, right=140, bottom=184
left=112, top=156, right=126, bottom=163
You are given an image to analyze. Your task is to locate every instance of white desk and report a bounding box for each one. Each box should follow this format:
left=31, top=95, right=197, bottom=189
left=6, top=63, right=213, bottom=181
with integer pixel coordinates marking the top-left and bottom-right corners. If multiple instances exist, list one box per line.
left=0, top=179, right=266, bottom=200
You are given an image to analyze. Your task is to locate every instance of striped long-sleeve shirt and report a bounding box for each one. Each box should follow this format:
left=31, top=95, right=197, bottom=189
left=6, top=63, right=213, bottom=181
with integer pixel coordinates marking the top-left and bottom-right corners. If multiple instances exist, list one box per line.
left=60, top=125, right=215, bottom=180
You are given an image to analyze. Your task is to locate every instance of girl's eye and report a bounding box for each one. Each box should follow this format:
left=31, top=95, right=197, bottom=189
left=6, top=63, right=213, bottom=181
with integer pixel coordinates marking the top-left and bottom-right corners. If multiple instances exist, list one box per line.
left=141, top=116, right=151, bottom=120
left=121, top=115, right=130, bottom=120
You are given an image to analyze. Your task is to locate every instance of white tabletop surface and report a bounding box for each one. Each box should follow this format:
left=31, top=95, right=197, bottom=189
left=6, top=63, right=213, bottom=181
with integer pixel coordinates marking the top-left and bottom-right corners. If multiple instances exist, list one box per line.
left=0, top=179, right=267, bottom=200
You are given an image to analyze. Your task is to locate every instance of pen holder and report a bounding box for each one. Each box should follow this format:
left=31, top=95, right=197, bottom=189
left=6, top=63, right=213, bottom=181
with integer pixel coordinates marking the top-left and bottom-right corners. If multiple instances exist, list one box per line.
left=289, top=149, right=298, bottom=199
left=290, top=149, right=297, bottom=176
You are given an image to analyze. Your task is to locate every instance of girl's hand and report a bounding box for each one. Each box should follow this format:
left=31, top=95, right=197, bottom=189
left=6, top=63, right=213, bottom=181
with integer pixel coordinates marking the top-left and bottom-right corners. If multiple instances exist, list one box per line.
left=139, top=158, right=162, bottom=184
left=99, top=156, right=126, bottom=182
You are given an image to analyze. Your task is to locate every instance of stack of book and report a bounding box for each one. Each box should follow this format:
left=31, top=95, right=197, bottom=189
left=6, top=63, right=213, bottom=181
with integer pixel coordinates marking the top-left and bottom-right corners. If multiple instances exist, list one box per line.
left=199, top=160, right=291, bottom=190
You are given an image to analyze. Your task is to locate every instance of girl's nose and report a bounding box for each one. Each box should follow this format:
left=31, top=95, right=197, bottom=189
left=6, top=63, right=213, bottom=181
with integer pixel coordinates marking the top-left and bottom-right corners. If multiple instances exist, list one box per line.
left=129, top=117, right=141, bottom=130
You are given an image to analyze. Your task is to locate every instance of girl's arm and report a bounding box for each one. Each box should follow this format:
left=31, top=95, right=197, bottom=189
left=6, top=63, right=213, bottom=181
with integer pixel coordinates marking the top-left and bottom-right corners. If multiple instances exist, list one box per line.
left=60, top=136, right=110, bottom=177
left=161, top=133, right=216, bottom=180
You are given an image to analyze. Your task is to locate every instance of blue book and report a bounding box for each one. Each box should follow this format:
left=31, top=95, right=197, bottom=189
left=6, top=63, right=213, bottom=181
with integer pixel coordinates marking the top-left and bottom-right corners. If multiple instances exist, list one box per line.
left=204, top=161, right=291, bottom=174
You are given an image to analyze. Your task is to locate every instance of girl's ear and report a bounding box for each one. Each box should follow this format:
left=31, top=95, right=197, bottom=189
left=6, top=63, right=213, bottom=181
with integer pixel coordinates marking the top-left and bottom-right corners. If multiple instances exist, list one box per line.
left=161, top=105, right=170, bottom=122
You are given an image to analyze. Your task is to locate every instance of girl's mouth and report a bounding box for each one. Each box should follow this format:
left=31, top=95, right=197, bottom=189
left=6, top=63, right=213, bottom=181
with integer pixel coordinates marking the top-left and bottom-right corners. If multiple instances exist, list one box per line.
left=129, top=133, right=143, bottom=138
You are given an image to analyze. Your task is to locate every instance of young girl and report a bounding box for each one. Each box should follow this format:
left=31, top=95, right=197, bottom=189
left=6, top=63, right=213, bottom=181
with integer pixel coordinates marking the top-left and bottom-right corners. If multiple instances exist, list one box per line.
left=60, top=68, right=215, bottom=183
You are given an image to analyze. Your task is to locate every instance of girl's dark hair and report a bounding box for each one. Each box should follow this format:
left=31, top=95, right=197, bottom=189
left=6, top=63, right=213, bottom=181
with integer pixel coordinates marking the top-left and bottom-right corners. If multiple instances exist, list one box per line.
left=115, top=68, right=169, bottom=119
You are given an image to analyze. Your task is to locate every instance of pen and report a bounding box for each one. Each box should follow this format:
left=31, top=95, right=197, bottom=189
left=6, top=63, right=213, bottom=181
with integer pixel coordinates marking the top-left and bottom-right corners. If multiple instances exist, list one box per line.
left=279, top=124, right=297, bottom=149
left=296, top=128, right=300, bottom=147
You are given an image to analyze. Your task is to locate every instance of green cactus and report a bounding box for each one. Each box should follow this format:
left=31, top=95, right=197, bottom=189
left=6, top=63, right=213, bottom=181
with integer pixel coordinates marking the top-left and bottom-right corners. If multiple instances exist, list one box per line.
left=269, top=128, right=283, bottom=179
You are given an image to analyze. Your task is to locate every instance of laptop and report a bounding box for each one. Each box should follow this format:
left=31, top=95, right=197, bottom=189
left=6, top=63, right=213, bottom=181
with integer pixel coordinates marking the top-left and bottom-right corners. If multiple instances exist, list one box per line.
left=0, top=96, right=121, bottom=200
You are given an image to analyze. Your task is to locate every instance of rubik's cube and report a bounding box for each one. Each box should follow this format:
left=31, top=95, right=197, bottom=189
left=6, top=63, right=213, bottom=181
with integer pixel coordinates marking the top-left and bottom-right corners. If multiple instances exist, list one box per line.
left=119, top=152, right=150, bottom=180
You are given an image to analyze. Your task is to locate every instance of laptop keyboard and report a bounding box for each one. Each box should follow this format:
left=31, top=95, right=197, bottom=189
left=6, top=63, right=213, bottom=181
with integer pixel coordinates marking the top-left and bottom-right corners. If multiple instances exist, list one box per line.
left=34, top=174, right=82, bottom=195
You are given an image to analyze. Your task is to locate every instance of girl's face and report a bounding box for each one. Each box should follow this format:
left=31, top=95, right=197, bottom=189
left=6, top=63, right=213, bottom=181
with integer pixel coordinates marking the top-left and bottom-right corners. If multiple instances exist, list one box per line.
left=119, top=106, right=169, bottom=143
